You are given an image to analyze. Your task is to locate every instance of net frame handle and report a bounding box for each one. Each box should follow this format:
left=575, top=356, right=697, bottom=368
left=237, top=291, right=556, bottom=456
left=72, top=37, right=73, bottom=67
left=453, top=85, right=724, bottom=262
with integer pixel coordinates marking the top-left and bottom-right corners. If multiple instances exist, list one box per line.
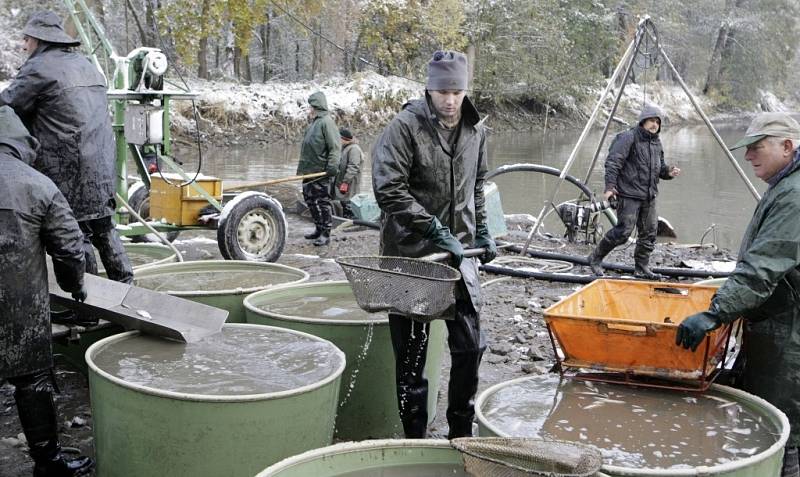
left=422, top=247, right=486, bottom=263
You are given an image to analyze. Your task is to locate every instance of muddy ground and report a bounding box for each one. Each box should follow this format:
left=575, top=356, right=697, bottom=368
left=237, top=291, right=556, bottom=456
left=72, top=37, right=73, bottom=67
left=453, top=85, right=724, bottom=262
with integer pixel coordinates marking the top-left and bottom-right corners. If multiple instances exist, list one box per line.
left=0, top=211, right=731, bottom=476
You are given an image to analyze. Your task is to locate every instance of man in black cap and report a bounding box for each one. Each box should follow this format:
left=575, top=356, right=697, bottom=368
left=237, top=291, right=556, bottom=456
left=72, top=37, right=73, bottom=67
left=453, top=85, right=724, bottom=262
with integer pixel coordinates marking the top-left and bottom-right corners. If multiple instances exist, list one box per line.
left=1, top=10, right=133, bottom=291
left=677, top=112, right=800, bottom=477
left=587, top=104, right=681, bottom=278
left=372, top=51, right=497, bottom=439
left=332, top=128, right=363, bottom=219
left=0, top=106, right=93, bottom=476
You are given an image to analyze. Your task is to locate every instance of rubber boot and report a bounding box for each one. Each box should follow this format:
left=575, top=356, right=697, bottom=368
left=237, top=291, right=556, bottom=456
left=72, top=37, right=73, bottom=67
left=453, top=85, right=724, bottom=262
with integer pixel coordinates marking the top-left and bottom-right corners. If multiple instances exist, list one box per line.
left=10, top=372, right=94, bottom=477
left=782, top=446, right=799, bottom=477
left=587, top=238, right=615, bottom=276
left=303, top=227, right=322, bottom=240
left=634, top=251, right=660, bottom=280
left=32, top=440, right=94, bottom=477
left=312, top=230, right=330, bottom=246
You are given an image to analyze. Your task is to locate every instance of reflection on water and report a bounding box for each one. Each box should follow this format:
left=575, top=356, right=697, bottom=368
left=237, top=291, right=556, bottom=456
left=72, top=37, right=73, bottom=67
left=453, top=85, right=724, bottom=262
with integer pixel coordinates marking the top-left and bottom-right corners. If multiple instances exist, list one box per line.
left=178, top=122, right=762, bottom=250
left=93, top=327, right=343, bottom=395
left=481, top=375, right=780, bottom=469
left=257, top=293, right=385, bottom=321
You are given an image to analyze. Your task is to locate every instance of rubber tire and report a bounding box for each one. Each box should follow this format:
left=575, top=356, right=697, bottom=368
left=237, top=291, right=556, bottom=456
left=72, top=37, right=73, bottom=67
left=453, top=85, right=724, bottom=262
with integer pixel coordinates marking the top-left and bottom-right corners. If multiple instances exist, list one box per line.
left=127, top=186, right=180, bottom=243
left=217, top=194, right=286, bottom=262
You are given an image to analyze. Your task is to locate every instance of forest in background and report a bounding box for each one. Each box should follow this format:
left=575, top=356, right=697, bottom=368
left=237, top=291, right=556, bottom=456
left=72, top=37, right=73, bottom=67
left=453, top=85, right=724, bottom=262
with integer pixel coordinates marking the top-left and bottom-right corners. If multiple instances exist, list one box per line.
left=1, top=0, right=799, bottom=121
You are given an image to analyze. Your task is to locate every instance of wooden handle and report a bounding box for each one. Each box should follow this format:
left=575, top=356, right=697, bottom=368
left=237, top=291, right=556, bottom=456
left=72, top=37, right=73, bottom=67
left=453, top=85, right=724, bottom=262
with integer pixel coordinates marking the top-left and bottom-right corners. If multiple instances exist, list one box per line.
left=227, top=172, right=328, bottom=191
left=597, top=322, right=653, bottom=336
left=422, top=248, right=486, bottom=263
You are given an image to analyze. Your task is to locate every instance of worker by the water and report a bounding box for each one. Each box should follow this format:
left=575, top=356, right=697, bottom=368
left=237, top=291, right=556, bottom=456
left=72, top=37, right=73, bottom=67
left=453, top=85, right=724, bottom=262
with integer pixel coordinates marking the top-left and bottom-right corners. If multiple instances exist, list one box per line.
left=332, top=128, right=363, bottom=219
left=0, top=11, right=133, bottom=293
left=297, top=91, right=341, bottom=246
left=372, top=50, right=497, bottom=438
left=587, top=105, right=681, bottom=278
left=0, top=106, right=94, bottom=476
left=677, top=112, right=800, bottom=477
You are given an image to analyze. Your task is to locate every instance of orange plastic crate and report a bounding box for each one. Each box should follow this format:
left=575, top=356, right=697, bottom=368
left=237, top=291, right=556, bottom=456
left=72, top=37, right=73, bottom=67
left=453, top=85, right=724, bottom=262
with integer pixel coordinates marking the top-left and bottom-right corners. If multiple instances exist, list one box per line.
left=544, top=279, right=734, bottom=381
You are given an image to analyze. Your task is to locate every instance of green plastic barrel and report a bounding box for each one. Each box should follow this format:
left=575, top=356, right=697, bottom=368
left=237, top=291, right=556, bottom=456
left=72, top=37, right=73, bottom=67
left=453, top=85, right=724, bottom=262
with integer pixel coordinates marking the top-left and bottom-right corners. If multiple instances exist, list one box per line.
left=86, top=324, right=345, bottom=477
left=257, top=439, right=467, bottom=476
left=476, top=375, right=790, bottom=477
left=133, top=260, right=309, bottom=323
left=92, top=242, right=178, bottom=276
left=243, top=281, right=447, bottom=440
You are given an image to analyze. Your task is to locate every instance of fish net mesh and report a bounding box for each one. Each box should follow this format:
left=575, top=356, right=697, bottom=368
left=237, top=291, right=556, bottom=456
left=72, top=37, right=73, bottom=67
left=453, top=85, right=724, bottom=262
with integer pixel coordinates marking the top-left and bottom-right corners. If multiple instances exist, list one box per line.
left=451, top=437, right=603, bottom=477
left=335, top=256, right=461, bottom=321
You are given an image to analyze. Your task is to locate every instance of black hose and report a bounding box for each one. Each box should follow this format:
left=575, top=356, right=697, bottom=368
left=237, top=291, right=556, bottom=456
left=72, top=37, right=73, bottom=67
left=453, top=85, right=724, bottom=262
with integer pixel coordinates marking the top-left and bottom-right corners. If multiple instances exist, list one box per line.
left=502, top=243, right=730, bottom=279
left=480, top=264, right=597, bottom=284
left=486, top=163, right=596, bottom=201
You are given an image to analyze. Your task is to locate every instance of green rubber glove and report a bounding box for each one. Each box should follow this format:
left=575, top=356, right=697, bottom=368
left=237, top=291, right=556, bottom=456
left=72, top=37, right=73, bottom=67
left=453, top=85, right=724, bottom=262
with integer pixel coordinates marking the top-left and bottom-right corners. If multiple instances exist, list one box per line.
left=473, top=223, right=497, bottom=264
left=675, top=311, right=721, bottom=352
left=424, top=217, right=464, bottom=268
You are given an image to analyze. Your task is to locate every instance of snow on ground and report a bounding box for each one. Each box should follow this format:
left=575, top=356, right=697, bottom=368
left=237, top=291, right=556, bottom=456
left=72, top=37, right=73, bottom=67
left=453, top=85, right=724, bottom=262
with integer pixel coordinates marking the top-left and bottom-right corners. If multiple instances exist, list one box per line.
left=174, top=71, right=423, bottom=136
left=589, top=79, right=715, bottom=125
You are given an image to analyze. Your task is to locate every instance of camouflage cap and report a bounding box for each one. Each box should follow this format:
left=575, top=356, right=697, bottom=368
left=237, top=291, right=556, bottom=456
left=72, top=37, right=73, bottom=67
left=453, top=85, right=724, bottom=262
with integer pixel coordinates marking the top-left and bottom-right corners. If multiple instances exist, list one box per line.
left=730, top=112, right=800, bottom=150
left=22, top=11, right=80, bottom=47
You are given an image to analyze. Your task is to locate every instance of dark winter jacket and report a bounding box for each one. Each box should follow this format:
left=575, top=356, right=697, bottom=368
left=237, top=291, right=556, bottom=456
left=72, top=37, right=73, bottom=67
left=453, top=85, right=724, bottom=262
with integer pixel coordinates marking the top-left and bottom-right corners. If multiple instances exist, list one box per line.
left=710, top=154, right=800, bottom=446
left=0, top=107, right=85, bottom=378
left=296, top=92, right=341, bottom=177
left=333, top=142, right=363, bottom=200
left=0, top=43, right=116, bottom=221
left=372, top=95, right=489, bottom=311
left=604, top=126, right=673, bottom=201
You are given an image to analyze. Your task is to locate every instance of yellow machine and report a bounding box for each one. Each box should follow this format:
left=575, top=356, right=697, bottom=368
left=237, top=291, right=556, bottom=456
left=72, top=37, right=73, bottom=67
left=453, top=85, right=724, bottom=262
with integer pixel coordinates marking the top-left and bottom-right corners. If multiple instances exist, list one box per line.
left=149, top=174, right=223, bottom=226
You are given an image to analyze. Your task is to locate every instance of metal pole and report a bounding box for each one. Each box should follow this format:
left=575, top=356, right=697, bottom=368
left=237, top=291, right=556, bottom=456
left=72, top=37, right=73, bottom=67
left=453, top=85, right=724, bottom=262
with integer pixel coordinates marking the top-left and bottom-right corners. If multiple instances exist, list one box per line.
left=519, top=33, right=640, bottom=255
left=656, top=44, right=760, bottom=201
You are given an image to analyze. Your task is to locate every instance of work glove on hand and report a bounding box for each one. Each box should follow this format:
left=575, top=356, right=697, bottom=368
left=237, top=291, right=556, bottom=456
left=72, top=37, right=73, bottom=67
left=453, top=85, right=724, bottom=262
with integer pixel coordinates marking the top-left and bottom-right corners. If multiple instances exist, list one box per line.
left=71, top=284, right=88, bottom=303
left=338, top=183, right=349, bottom=194
left=424, top=217, right=464, bottom=268
left=675, top=311, right=721, bottom=352
left=473, top=223, right=497, bottom=264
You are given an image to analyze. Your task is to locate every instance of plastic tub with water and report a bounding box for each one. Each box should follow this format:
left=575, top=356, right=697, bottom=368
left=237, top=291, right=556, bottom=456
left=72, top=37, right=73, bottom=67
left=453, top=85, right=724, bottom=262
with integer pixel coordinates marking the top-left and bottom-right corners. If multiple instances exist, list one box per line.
left=133, top=260, right=309, bottom=323
left=244, top=281, right=447, bottom=440
left=86, top=323, right=345, bottom=477
left=257, top=439, right=468, bottom=477
left=476, top=374, right=789, bottom=476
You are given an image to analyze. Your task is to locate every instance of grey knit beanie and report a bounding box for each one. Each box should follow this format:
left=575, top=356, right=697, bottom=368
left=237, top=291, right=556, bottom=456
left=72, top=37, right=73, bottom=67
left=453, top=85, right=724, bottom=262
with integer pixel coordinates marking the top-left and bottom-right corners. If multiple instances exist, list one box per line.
left=426, top=51, right=468, bottom=91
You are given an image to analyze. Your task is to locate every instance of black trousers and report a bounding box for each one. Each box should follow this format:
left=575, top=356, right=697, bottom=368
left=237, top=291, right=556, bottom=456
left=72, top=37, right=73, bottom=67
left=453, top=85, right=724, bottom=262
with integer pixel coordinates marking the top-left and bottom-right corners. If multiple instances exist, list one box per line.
left=6, top=370, right=59, bottom=461
left=784, top=446, right=799, bottom=477
left=79, top=216, right=133, bottom=284
left=599, top=195, right=658, bottom=265
left=388, top=300, right=486, bottom=438
left=302, top=178, right=333, bottom=231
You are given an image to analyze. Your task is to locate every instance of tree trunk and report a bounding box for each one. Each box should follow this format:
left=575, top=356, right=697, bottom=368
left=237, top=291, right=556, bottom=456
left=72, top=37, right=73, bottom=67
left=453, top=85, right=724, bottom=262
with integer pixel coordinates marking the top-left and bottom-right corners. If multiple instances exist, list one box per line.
left=261, top=12, right=271, bottom=82
left=466, top=43, right=476, bottom=89
left=197, top=0, right=211, bottom=79
left=242, top=53, right=252, bottom=84
left=234, top=46, right=242, bottom=80
left=295, top=41, right=301, bottom=78
left=703, top=0, right=745, bottom=95
left=124, top=0, right=149, bottom=49
left=143, top=0, right=159, bottom=47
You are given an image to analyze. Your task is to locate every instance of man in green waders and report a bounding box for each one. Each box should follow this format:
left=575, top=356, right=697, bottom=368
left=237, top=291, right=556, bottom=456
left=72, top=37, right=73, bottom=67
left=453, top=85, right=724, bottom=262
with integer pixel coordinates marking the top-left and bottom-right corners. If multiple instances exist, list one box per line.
left=676, top=112, right=800, bottom=477
left=297, top=91, right=341, bottom=246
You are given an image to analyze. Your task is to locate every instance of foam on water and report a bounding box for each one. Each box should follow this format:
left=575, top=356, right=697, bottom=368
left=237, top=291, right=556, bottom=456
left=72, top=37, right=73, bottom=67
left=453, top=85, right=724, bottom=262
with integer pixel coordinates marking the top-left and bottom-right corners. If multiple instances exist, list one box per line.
left=92, top=327, right=343, bottom=395
left=481, top=375, right=780, bottom=469
left=256, top=294, right=384, bottom=321
left=134, top=269, right=300, bottom=292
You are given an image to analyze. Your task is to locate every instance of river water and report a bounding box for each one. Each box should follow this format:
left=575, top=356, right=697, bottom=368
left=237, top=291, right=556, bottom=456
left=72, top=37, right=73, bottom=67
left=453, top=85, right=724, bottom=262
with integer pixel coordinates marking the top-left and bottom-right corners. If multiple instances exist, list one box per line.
left=198, top=121, right=762, bottom=250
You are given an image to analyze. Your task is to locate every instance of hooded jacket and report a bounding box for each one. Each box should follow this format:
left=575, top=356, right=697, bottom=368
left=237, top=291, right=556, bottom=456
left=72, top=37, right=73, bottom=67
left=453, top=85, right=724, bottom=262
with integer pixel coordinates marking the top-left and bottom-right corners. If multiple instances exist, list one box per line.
left=372, top=95, right=488, bottom=311
left=333, top=141, right=363, bottom=200
left=0, top=43, right=116, bottom=221
left=710, top=154, right=800, bottom=446
left=296, top=92, right=341, bottom=177
left=604, top=105, right=673, bottom=200
left=0, top=107, right=85, bottom=378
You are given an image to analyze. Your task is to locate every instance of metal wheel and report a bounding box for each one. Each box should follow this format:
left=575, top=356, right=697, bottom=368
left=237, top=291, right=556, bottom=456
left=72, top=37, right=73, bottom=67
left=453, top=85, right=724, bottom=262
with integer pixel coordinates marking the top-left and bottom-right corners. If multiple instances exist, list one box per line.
left=217, top=193, right=286, bottom=262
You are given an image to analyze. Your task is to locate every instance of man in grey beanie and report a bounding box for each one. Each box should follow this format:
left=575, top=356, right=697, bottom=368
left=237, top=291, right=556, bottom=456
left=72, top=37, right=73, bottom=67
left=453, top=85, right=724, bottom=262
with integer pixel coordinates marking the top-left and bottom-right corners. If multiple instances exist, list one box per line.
left=587, top=104, right=681, bottom=278
left=372, top=51, right=497, bottom=439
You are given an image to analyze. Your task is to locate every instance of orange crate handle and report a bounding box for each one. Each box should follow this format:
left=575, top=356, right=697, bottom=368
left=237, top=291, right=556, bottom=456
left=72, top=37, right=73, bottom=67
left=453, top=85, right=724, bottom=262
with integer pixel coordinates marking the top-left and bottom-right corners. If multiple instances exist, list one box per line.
left=597, top=322, right=656, bottom=336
